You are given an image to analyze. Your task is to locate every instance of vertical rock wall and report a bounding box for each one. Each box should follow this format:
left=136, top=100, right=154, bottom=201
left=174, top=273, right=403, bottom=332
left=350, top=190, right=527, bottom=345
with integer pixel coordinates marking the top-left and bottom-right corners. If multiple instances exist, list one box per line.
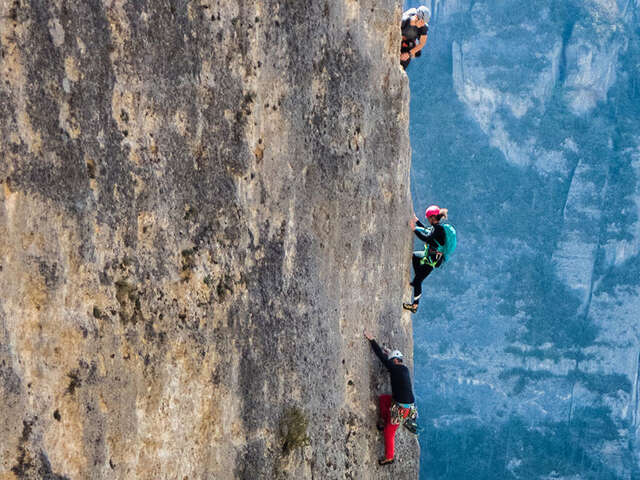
left=0, top=1, right=418, bottom=479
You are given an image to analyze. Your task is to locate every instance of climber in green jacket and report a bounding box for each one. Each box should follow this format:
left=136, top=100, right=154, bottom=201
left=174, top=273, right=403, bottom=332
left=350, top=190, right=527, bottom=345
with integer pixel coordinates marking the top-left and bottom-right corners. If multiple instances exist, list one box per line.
left=403, top=205, right=456, bottom=313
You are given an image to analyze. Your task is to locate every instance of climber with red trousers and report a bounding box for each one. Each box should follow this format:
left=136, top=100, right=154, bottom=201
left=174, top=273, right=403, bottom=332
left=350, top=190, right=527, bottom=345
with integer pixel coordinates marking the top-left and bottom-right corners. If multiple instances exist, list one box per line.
left=364, top=330, right=417, bottom=466
left=403, top=205, right=457, bottom=313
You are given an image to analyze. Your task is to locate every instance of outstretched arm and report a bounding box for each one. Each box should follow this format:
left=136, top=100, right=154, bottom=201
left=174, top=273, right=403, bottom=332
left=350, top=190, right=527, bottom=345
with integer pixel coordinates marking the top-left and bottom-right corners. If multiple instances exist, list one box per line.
left=411, top=215, right=434, bottom=242
left=364, top=330, right=392, bottom=370
left=414, top=224, right=434, bottom=242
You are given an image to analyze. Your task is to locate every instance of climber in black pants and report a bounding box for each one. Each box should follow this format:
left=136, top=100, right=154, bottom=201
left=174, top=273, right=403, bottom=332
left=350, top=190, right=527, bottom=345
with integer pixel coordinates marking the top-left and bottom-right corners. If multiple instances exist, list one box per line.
left=403, top=205, right=448, bottom=313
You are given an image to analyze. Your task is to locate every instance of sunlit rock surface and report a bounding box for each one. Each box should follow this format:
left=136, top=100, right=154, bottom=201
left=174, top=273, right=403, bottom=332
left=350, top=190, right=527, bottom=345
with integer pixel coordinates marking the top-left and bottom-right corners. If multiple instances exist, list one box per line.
left=0, top=1, right=419, bottom=478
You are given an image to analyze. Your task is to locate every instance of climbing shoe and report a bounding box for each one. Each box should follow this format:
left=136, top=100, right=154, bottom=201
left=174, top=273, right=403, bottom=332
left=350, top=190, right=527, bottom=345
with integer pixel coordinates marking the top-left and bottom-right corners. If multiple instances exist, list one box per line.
left=379, top=458, right=395, bottom=466
left=377, top=419, right=385, bottom=431
left=404, top=419, right=418, bottom=435
left=403, top=303, right=418, bottom=313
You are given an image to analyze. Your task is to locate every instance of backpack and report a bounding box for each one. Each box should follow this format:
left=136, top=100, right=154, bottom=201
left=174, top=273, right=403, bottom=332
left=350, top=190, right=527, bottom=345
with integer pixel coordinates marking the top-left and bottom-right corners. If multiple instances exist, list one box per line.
left=437, top=223, right=457, bottom=261
left=420, top=223, right=457, bottom=267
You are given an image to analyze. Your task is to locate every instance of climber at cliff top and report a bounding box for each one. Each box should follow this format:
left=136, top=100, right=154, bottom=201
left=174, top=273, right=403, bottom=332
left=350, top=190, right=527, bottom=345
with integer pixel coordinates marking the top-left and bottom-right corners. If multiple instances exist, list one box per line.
left=364, top=330, right=417, bottom=466
left=400, top=5, right=430, bottom=70
left=403, top=205, right=457, bottom=313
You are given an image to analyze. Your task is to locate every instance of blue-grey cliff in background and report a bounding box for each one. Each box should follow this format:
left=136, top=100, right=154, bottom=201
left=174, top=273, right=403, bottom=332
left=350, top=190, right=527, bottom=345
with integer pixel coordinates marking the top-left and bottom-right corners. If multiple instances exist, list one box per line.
left=406, top=0, right=640, bottom=478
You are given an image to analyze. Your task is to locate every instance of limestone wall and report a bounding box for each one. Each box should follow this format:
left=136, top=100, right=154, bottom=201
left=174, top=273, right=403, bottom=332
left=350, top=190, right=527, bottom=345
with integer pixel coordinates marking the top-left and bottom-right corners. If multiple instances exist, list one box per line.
left=0, top=1, right=417, bottom=479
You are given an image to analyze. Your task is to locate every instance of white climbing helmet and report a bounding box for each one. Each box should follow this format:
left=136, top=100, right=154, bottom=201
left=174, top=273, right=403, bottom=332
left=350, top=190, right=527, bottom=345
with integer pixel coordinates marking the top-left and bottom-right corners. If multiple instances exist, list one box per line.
left=417, top=5, right=431, bottom=22
left=388, top=350, right=404, bottom=361
left=402, top=7, right=417, bottom=21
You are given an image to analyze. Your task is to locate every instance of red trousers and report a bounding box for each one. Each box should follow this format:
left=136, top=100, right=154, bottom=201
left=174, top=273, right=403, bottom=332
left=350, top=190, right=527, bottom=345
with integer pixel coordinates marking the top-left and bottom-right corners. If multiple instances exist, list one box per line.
left=379, top=394, right=409, bottom=460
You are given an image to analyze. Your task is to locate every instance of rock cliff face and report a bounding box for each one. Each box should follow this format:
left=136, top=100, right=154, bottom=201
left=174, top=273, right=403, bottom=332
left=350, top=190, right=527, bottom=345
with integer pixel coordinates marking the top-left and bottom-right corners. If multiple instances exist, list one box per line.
left=0, top=1, right=418, bottom=479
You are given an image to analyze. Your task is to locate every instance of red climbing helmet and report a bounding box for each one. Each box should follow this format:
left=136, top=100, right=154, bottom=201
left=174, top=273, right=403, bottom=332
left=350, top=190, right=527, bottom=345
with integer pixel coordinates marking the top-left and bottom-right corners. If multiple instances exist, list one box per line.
left=425, top=205, right=441, bottom=218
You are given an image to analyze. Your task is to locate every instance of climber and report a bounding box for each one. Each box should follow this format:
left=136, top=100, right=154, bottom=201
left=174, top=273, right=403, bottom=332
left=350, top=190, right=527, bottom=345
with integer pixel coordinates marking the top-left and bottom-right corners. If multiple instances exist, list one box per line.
left=400, top=5, right=430, bottom=70
left=364, top=330, right=417, bottom=466
left=403, top=205, right=456, bottom=313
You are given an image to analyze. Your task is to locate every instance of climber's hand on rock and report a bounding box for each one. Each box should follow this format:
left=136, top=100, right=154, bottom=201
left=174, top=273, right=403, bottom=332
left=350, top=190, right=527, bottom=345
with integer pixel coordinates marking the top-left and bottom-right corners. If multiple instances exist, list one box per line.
left=363, top=329, right=374, bottom=341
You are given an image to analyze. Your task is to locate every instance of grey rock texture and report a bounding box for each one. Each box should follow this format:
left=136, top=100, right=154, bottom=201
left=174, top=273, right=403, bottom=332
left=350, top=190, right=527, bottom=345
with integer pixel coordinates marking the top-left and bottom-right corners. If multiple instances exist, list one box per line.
left=0, top=1, right=418, bottom=478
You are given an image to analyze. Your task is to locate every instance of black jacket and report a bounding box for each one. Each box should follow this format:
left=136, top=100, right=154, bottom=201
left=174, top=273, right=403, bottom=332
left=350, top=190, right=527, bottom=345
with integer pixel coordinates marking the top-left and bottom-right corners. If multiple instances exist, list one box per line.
left=369, top=339, right=415, bottom=404
left=401, top=19, right=428, bottom=43
left=414, top=220, right=446, bottom=251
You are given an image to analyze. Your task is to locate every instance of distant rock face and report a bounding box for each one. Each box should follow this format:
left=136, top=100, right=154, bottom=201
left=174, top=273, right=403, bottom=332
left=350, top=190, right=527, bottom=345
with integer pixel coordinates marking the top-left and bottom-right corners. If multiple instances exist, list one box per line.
left=0, top=1, right=419, bottom=479
left=408, top=0, right=640, bottom=478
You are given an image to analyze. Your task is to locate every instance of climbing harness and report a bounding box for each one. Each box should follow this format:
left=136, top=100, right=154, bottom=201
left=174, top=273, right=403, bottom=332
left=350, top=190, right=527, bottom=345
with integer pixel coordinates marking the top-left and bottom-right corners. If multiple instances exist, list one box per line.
left=420, top=249, right=442, bottom=267
left=390, top=402, right=418, bottom=425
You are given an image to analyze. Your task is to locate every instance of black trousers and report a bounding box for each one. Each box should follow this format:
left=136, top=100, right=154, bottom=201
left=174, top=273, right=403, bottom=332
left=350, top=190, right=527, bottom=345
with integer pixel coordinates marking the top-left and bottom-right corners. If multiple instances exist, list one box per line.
left=410, top=252, right=442, bottom=303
